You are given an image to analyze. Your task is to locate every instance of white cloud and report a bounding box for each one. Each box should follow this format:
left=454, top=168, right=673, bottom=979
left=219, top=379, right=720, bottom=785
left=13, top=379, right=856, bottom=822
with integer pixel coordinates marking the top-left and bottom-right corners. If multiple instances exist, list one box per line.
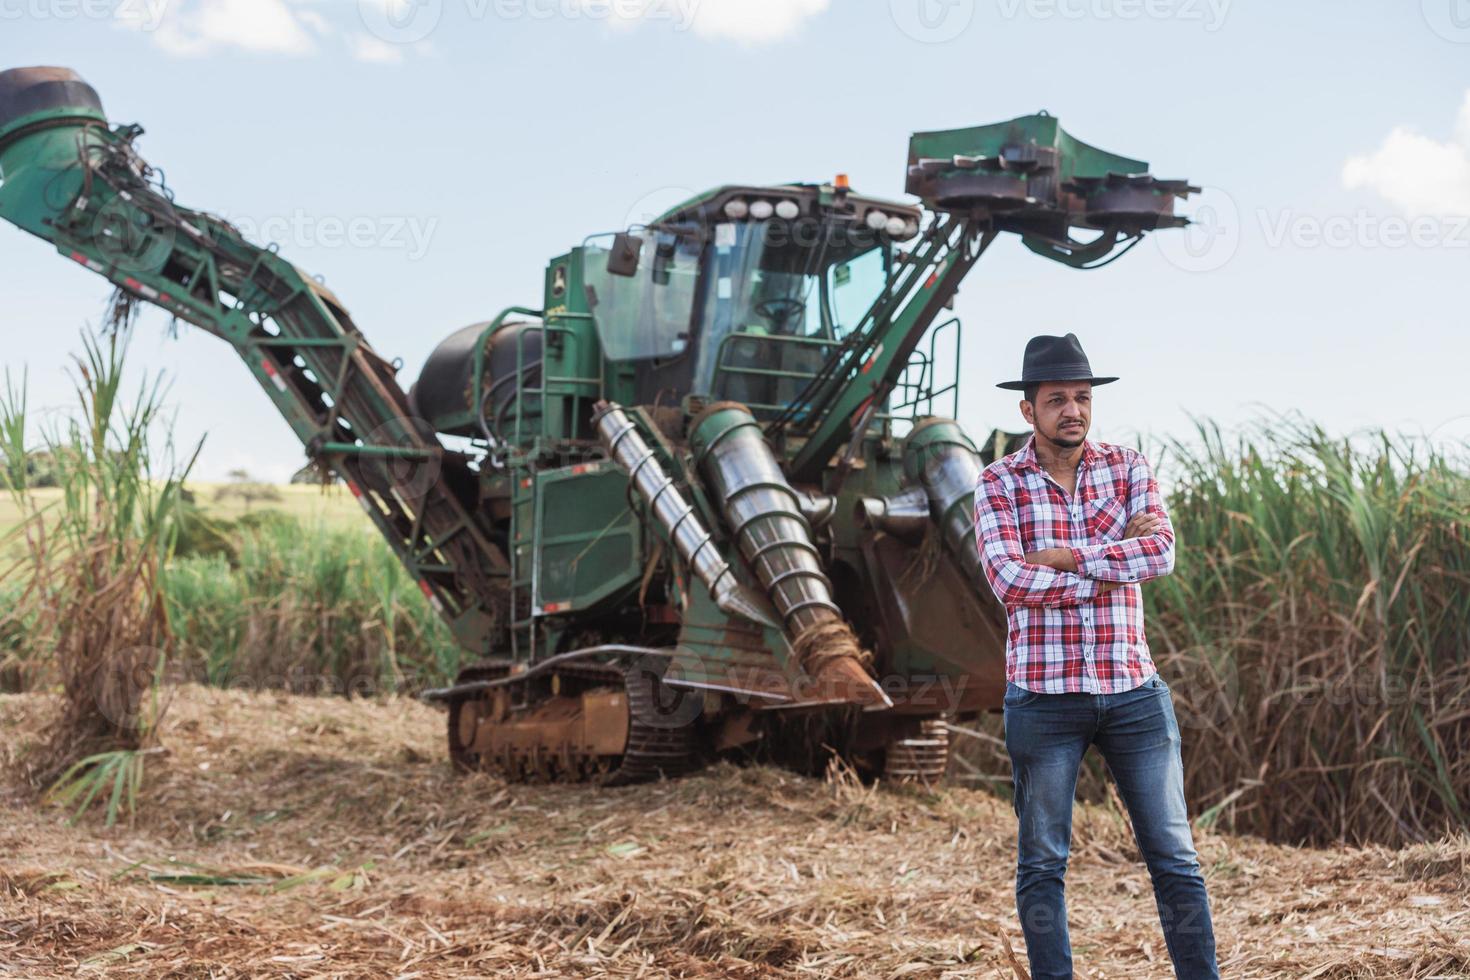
left=122, top=0, right=829, bottom=62
left=689, top=0, right=830, bottom=43
left=595, top=0, right=830, bottom=44
left=132, top=0, right=318, bottom=57
left=296, top=8, right=334, bottom=36
left=350, top=34, right=406, bottom=63
left=1342, top=91, right=1470, bottom=218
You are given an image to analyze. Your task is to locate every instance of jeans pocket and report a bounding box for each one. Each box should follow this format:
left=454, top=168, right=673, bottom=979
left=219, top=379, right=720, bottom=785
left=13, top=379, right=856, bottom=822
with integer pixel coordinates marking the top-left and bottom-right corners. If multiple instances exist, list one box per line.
left=1004, top=682, right=1042, bottom=708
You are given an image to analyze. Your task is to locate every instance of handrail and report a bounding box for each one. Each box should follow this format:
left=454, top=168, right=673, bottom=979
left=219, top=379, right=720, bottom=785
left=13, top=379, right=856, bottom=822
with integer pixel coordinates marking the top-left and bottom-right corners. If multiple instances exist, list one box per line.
left=711, top=323, right=962, bottom=425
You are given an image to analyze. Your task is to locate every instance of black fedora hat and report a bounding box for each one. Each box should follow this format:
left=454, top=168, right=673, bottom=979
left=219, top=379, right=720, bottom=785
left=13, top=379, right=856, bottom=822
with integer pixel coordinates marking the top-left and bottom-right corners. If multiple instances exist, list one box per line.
left=997, top=333, right=1118, bottom=391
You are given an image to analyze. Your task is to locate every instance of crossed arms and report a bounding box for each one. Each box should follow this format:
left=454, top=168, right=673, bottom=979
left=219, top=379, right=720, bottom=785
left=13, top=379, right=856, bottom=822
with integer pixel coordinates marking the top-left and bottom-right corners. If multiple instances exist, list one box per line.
left=974, top=453, right=1176, bottom=609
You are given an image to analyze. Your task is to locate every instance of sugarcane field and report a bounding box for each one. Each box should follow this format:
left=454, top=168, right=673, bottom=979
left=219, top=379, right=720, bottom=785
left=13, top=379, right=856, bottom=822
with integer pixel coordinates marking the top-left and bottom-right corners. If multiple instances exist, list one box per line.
left=2, top=4, right=1468, bottom=978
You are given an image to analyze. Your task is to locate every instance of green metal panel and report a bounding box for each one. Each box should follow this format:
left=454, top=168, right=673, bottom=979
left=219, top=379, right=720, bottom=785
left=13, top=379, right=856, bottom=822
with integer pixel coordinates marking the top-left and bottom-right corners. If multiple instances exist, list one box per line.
left=675, top=586, right=793, bottom=695
left=907, top=114, right=1149, bottom=184
left=532, top=461, right=642, bottom=614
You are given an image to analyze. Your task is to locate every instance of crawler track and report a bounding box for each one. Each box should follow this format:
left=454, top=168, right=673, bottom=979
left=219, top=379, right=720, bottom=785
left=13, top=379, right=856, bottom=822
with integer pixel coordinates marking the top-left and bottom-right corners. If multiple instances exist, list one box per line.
left=444, top=658, right=702, bottom=785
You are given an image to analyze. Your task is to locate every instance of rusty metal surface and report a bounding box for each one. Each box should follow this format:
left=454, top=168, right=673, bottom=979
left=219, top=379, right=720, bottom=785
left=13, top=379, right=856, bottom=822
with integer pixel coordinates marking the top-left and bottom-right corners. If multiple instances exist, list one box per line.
left=451, top=684, right=631, bottom=782
left=421, top=645, right=666, bottom=704
left=444, top=654, right=711, bottom=785
left=883, top=718, right=951, bottom=784
left=860, top=533, right=1007, bottom=714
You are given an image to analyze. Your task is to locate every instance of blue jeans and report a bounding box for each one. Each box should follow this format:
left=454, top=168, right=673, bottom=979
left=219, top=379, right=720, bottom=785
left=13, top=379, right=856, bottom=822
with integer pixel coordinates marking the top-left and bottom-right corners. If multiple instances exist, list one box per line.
left=1003, top=674, right=1219, bottom=980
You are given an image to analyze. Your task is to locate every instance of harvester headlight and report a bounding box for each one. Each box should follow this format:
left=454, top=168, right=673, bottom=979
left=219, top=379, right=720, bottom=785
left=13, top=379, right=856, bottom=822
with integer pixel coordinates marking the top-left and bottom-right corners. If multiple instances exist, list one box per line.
left=865, top=210, right=889, bottom=231
left=775, top=199, right=800, bottom=220
left=884, top=216, right=908, bottom=237
left=902, top=219, right=920, bottom=239
left=723, top=198, right=749, bottom=220
left=749, top=200, right=775, bottom=220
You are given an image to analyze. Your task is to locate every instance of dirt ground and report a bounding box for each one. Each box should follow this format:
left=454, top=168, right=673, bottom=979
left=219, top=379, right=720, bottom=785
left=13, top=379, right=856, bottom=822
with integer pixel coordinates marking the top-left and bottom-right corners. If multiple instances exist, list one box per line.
left=1, top=686, right=1466, bottom=979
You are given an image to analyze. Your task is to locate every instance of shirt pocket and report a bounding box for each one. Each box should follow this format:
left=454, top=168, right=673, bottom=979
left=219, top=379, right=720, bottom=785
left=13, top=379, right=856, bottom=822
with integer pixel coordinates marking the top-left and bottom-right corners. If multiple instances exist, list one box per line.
left=1085, top=495, right=1128, bottom=543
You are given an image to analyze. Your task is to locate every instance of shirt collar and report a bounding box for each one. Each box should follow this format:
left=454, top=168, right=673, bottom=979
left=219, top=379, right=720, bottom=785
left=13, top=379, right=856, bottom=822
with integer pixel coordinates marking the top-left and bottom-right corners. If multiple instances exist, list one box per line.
left=1009, top=434, right=1101, bottom=472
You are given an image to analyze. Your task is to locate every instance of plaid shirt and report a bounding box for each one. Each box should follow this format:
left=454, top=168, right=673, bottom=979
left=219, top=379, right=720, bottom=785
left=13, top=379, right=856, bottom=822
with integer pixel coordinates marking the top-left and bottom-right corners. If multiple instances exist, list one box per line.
left=974, top=436, right=1174, bottom=694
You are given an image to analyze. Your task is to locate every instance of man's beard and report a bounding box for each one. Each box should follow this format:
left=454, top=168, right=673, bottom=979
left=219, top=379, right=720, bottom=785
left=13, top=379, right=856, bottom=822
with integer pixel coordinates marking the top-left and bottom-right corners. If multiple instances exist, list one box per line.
left=1043, top=424, right=1087, bottom=449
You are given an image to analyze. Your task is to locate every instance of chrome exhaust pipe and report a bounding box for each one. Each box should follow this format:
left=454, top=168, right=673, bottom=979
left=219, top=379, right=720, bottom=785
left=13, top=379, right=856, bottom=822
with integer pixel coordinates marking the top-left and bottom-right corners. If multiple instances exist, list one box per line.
left=689, top=401, right=837, bottom=633
left=594, top=401, right=775, bottom=628
left=689, top=402, right=890, bottom=709
left=902, top=417, right=986, bottom=584
left=854, top=485, right=932, bottom=539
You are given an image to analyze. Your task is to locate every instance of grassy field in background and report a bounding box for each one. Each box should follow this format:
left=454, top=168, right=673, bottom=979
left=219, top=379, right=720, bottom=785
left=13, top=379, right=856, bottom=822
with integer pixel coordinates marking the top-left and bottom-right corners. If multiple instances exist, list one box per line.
left=4, top=423, right=1468, bottom=848
left=1, top=482, right=368, bottom=547
left=179, top=482, right=368, bottom=527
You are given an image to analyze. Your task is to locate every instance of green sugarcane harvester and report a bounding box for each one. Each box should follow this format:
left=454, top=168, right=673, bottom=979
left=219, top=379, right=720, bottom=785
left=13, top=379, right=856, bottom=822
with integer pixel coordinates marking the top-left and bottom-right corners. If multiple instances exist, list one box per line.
left=0, top=66, right=1198, bottom=785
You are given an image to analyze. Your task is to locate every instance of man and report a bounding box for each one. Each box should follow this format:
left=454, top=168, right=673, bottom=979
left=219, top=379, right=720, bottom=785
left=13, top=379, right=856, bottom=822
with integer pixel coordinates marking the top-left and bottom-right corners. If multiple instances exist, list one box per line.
left=973, top=333, right=1219, bottom=980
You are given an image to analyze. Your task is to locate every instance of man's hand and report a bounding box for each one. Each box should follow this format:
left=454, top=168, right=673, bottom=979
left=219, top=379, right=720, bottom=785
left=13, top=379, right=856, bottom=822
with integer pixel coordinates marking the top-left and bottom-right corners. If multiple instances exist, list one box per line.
left=1023, top=548, right=1078, bottom=572
left=1124, top=512, right=1165, bottom=539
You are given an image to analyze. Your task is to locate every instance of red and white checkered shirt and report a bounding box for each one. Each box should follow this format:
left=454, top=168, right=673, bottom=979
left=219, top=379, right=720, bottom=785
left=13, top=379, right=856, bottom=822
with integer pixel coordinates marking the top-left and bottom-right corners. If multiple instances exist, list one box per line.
left=974, top=436, right=1174, bottom=695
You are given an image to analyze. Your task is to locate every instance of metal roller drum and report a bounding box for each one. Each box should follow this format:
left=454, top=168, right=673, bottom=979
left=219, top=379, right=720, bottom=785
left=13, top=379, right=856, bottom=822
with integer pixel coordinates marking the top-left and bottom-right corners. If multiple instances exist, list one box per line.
left=689, top=402, right=838, bottom=633
left=689, top=402, right=888, bottom=708
left=592, top=401, right=774, bottom=628
left=901, top=417, right=986, bottom=584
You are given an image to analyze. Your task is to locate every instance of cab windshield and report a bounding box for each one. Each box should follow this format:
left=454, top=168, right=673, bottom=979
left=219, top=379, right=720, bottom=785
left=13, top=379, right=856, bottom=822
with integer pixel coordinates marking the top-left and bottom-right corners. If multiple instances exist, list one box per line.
left=696, top=221, right=889, bottom=408
left=580, top=219, right=891, bottom=413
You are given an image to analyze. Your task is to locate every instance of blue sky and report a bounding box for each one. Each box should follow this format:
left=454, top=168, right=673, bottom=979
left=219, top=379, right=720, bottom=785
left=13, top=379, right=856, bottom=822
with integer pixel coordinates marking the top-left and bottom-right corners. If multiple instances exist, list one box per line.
left=3, top=0, right=1467, bottom=481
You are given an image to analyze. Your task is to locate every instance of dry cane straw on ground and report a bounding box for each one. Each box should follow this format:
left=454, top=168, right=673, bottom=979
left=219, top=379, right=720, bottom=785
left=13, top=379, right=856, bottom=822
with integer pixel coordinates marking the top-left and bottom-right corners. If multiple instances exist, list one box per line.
left=0, top=684, right=1466, bottom=979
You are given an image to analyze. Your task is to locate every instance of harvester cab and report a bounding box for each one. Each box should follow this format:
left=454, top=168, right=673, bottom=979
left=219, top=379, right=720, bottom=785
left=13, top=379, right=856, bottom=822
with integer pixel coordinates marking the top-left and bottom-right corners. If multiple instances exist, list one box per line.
left=0, top=65, right=1199, bottom=786
left=581, top=182, right=922, bottom=420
